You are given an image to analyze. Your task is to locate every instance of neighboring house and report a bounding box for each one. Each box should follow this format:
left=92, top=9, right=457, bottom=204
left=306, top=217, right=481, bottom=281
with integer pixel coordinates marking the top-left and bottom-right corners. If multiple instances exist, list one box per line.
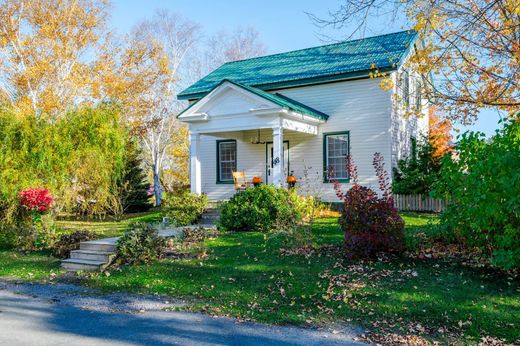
left=177, top=30, right=429, bottom=202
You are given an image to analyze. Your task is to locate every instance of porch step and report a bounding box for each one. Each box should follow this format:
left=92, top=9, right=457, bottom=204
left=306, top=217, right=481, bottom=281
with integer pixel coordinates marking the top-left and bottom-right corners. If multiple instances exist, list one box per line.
left=61, top=258, right=107, bottom=272
left=70, top=250, right=116, bottom=262
left=199, top=208, right=220, bottom=225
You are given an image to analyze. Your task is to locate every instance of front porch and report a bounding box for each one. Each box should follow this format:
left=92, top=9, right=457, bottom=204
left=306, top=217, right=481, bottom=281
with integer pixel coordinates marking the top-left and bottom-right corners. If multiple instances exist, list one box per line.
left=189, top=127, right=318, bottom=201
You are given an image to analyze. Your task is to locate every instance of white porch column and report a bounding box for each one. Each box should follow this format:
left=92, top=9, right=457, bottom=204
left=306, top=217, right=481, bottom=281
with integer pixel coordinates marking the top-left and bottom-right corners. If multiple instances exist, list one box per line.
left=189, top=132, right=202, bottom=195
left=272, top=126, right=284, bottom=187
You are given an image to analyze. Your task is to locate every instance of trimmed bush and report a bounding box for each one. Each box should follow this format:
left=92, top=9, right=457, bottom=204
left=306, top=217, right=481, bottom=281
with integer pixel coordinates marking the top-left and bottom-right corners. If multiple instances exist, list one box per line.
left=334, top=153, right=405, bottom=259
left=161, top=190, right=208, bottom=226
left=117, top=223, right=164, bottom=264
left=218, top=184, right=301, bottom=233
left=52, top=230, right=97, bottom=258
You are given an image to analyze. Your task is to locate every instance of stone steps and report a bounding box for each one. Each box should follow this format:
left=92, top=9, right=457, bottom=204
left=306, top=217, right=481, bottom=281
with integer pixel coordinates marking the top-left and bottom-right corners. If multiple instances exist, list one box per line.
left=62, top=238, right=118, bottom=272
left=199, top=208, right=220, bottom=225
left=70, top=250, right=116, bottom=262
left=61, top=258, right=108, bottom=272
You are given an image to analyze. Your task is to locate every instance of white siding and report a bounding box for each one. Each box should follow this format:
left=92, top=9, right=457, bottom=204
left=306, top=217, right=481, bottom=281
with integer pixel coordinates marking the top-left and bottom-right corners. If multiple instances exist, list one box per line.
left=390, top=69, right=430, bottom=169
left=195, top=77, right=394, bottom=202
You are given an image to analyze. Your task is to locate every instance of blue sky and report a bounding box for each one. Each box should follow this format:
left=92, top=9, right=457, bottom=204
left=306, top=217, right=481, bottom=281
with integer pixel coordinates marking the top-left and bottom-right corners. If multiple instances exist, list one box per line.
left=111, top=0, right=502, bottom=137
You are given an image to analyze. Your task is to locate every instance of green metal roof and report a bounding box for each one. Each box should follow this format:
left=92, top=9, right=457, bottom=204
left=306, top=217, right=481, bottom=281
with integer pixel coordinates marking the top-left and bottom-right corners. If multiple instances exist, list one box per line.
left=178, top=30, right=417, bottom=100
left=178, top=79, right=329, bottom=121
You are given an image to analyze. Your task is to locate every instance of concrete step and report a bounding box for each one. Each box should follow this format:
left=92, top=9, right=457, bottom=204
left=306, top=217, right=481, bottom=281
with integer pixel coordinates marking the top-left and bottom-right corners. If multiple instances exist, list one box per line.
left=80, top=238, right=117, bottom=252
left=61, top=258, right=106, bottom=272
left=70, top=250, right=115, bottom=262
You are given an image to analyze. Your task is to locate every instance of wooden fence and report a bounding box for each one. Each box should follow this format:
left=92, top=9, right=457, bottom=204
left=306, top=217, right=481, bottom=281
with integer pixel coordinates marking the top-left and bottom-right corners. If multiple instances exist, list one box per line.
left=393, top=194, right=448, bottom=212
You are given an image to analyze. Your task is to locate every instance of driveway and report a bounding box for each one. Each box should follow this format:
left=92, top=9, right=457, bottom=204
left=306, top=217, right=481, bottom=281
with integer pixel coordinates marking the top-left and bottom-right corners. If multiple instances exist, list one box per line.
left=0, top=281, right=366, bottom=346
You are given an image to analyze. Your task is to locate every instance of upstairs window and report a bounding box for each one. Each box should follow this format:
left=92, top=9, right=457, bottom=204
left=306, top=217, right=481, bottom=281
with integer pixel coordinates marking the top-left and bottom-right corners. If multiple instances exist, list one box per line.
left=324, top=132, right=350, bottom=182
left=415, top=79, right=422, bottom=111
left=402, top=70, right=410, bottom=108
left=217, top=140, right=236, bottom=183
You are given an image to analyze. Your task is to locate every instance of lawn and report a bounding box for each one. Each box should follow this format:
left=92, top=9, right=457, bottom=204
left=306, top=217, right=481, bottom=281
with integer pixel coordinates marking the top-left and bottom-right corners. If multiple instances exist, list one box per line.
left=86, top=212, right=518, bottom=344
left=1, top=212, right=518, bottom=343
left=56, top=211, right=162, bottom=238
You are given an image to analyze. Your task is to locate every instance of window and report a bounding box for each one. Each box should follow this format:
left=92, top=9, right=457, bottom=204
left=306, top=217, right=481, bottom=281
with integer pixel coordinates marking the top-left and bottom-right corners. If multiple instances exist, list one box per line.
left=402, top=70, right=410, bottom=108
left=324, top=132, right=350, bottom=182
left=217, top=140, right=236, bottom=183
left=415, top=79, right=422, bottom=111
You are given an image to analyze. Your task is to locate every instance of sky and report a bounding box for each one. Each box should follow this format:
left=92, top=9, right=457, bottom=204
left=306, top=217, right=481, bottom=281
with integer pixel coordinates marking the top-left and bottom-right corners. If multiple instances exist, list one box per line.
left=110, top=0, right=502, bottom=138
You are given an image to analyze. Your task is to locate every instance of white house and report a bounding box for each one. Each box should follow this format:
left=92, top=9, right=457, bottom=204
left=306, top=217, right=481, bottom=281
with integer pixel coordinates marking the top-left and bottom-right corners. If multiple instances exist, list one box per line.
left=177, top=30, right=428, bottom=202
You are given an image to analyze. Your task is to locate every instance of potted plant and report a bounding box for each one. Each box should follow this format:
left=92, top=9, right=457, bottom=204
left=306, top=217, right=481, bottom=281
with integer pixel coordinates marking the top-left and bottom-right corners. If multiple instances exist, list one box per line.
left=286, top=171, right=297, bottom=188
left=252, top=176, right=263, bottom=187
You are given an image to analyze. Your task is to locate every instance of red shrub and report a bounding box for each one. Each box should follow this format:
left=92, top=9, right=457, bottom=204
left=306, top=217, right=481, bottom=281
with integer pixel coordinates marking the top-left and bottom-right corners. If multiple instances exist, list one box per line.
left=332, top=154, right=404, bottom=259
left=18, top=187, right=54, bottom=213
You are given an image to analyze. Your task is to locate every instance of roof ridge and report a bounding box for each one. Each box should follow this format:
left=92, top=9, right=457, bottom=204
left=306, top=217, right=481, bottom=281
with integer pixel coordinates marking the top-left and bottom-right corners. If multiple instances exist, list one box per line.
left=222, top=29, right=416, bottom=65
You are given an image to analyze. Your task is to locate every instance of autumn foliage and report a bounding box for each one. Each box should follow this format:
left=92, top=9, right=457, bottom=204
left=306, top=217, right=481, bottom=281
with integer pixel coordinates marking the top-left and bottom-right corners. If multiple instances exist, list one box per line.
left=18, top=187, right=54, bottom=213
left=428, top=108, right=453, bottom=161
left=333, top=154, right=405, bottom=259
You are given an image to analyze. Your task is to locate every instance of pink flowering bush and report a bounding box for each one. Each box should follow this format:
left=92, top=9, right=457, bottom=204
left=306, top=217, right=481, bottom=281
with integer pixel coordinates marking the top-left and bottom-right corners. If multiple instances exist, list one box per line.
left=18, top=187, right=54, bottom=213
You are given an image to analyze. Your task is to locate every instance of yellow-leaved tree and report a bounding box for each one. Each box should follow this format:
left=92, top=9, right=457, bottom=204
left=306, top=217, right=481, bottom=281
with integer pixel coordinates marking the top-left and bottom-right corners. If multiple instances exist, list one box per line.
left=0, top=0, right=110, bottom=117
left=310, top=0, right=520, bottom=123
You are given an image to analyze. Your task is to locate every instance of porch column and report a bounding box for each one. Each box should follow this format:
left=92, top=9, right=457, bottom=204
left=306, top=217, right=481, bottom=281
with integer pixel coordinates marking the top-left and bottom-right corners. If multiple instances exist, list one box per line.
left=272, top=126, right=284, bottom=187
left=190, top=132, right=202, bottom=195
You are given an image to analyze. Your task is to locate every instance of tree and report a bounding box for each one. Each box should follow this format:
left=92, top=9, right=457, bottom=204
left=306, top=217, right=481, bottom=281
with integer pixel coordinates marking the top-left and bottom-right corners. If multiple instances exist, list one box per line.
left=0, top=0, right=109, bottom=117
left=392, top=136, right=442, bottom=195
left=117, top=139, right=152, bottom=215
left=119, top=12, right=266, bottom=206
left=310, top=0, right=520, bottom=122
left=116, top=10, right=199, bottom=207
left=202, top=26, right=267, bottom=75
left=428, top=107, right=453, bottom=161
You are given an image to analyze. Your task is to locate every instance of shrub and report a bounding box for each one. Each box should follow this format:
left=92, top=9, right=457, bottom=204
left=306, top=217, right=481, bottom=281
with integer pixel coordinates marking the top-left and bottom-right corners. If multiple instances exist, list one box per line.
left=161, top=190, right=208, bottom=226
left=433, top=114, right=520, bottom=269
left=52, top=230, right=98, bottom=258
left=117, top=223, right=164, bottom=264
left=218, top=184, right=302, bottom=233
left=392, top=137, right=443, bottom=195
left=333, top=153, right=405, bottom=259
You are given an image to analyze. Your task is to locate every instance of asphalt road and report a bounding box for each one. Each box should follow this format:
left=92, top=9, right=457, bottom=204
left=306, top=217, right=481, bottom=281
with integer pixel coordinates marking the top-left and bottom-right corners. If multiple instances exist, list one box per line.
left=0, top=284, right=366, bottom=346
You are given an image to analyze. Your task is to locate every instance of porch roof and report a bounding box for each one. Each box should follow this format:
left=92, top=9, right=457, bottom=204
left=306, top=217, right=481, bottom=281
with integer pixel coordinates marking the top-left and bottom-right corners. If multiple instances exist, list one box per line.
left=178, top=79, right=329, bottom=121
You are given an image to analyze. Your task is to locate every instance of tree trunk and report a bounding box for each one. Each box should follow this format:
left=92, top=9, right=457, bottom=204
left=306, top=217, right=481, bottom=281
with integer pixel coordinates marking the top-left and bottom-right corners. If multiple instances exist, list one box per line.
left=153, top=165, right=162, bottom=207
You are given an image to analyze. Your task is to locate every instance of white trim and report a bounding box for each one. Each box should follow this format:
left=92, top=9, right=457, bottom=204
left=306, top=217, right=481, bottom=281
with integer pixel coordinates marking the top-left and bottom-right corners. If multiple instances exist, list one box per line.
left=178, top=81, right=280, bottom=119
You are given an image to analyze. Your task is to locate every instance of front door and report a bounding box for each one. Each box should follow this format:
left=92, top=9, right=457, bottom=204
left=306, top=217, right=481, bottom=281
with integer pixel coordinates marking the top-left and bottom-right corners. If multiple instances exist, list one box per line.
left=266, top=142, right=289, bottom=184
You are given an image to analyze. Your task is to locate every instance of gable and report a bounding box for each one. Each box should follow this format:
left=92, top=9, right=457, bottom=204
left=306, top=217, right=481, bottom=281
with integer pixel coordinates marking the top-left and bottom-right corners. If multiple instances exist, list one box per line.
left=178, top=80, right=329, bottom=122
left=198, top=87, right=273, bottom=116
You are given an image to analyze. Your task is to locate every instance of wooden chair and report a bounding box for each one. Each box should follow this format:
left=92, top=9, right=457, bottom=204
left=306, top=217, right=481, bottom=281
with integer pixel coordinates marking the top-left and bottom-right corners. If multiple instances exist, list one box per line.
left=232, top=171, right=252, bottom=191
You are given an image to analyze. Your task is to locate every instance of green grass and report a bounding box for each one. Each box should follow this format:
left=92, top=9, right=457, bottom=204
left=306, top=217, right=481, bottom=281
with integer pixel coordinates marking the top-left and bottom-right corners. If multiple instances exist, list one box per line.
left=0, top=250, right=61, bottom=280
left=56, top=211, right=162, bottom=238
left=86, top=213, right=519, bottom=343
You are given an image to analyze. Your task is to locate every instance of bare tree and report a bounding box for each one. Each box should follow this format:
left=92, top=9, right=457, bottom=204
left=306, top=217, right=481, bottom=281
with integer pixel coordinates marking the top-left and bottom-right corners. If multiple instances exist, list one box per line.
left=309, top=0, right=520, bottom=123
left=202, top=26, right=267, bottom=75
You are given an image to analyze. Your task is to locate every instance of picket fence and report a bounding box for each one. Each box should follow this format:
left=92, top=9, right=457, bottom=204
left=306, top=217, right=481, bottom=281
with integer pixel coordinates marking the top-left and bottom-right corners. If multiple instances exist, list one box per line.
left=393, top=194, right=447, bottom=212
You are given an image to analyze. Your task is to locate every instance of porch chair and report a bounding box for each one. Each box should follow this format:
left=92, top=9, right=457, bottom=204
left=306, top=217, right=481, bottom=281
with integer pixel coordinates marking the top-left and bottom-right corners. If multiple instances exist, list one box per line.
left=232, top=171, right=252, bottom=191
